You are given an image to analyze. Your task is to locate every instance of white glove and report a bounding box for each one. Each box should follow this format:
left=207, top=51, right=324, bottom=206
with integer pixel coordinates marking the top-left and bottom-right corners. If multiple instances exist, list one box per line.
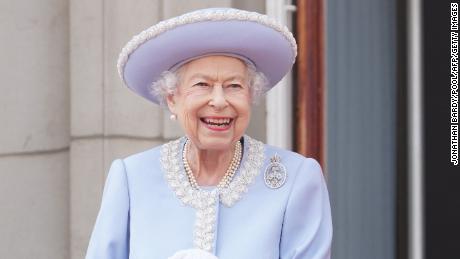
left=167, top=248, right=219, bottom=259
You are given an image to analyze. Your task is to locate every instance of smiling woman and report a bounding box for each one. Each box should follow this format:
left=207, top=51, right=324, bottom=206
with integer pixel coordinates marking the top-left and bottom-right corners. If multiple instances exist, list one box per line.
left=167, top=56, right=252, bottom=152
left=86, top=8, right=332, bottom=259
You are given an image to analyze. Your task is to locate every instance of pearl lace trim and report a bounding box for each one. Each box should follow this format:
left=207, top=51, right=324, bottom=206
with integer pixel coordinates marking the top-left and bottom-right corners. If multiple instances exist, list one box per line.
left=117, top=8, right=297, bottom=83
left=160, top=135, right=265, bottom=252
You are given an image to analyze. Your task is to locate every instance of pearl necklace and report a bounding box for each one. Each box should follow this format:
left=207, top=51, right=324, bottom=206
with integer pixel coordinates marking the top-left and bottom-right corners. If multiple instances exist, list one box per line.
left=182, top=139, right=242, bottom=190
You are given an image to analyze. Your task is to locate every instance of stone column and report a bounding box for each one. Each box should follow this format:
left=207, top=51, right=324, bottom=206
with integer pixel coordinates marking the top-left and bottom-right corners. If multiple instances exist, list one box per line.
left=0, top=0, right=70, bottom=258
left=69, top=0, right=164, bottom=258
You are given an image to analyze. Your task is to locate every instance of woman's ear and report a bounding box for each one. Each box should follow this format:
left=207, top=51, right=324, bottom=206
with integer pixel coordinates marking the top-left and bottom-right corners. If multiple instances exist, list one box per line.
left=166, top=93, right=177, bottom=114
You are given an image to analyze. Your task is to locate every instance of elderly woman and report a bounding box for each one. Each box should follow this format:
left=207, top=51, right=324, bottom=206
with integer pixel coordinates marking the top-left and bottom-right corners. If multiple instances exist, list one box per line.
left=86, top=8, right=332, bottom=259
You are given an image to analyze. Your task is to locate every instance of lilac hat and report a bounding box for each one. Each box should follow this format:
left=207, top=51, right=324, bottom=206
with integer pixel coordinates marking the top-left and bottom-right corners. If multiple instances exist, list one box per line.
left=117, top=8, right=297, bottom=104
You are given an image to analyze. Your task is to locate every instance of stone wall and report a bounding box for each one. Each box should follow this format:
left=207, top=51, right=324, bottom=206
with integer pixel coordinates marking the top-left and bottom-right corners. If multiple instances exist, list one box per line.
left=0, top=0, right=70, bottom=258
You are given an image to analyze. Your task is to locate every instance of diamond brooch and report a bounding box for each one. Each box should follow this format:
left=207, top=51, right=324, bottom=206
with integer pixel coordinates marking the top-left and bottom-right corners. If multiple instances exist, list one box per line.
left=264, top=154, right=287, bottom=189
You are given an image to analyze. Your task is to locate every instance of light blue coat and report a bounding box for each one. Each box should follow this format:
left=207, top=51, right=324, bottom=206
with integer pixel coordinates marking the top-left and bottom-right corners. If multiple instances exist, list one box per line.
left=86, top=136, right=332, bottom=259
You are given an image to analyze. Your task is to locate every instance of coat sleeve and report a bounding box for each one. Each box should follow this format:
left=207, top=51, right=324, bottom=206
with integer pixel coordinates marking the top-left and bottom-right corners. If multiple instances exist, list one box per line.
left=86, top=159, right=130, bottom=259
left=279, top=158, right=333, bottom=259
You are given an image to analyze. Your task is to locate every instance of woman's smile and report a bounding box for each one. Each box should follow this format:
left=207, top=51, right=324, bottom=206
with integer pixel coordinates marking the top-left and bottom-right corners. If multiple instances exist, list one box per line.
left=200, top=116, right=234, bottom=131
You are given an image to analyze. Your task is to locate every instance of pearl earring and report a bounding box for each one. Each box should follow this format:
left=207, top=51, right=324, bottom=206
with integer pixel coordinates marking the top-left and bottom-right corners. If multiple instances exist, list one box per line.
left=169, top=114, right=177, bottom=121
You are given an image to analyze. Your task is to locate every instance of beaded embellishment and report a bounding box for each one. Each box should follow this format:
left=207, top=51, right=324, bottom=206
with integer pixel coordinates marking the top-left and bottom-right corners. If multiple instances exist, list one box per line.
left=160, top=135, right=265, bottom=252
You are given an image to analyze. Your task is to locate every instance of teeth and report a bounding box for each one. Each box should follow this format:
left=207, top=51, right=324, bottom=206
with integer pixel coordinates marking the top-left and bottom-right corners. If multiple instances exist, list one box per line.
left=203, top=118, right=231, bottom=124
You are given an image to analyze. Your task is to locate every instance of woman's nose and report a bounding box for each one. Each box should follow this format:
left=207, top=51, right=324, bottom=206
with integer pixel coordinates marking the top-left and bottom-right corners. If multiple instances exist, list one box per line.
left=208, top=85, right=228, bottom=109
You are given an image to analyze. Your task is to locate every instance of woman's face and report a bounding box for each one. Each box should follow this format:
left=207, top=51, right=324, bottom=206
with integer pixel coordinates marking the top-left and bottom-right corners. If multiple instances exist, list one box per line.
left=167, top=55, right=252, bottom=151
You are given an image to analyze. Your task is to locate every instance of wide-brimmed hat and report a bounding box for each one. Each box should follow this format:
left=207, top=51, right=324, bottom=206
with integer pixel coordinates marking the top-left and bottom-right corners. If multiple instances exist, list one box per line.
left=117, top=8, right=297, bottom=104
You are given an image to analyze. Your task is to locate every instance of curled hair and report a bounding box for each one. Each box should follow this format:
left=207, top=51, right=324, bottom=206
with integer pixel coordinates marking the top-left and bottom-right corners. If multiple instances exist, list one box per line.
left=149, top=60, right=270, bottom=106
left=244, top=61, right=270, bottom=104
left=150, top=70, right=179, bottom=106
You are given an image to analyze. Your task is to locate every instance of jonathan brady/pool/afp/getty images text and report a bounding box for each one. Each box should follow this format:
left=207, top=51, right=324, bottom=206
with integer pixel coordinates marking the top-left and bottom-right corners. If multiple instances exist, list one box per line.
left=451, top=3, right=459, bottom=166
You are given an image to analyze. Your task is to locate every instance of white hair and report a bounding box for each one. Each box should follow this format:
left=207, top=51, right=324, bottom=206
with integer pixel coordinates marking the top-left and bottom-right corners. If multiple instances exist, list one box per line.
left=149, top=60, right=270, bottom=106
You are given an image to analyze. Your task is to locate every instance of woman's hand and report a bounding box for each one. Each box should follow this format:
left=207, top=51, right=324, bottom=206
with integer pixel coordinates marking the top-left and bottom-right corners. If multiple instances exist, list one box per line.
left=167, top=248, right=219, bottom=259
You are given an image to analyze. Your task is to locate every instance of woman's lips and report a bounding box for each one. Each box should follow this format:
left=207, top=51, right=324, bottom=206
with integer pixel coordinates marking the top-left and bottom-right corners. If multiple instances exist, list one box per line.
left=200, top=117, right=234, bottom=131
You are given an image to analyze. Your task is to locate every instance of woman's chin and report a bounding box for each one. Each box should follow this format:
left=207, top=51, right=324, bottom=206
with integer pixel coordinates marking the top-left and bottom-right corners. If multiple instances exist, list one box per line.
left=190, top=120, right=244, bottom=150
left=197, top=137, right=235, bottom=151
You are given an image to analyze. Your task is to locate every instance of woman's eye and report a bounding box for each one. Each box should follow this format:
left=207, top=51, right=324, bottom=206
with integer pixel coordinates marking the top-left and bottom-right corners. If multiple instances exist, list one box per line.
left=193, top=82, right=209, bottom=87
left=228, top=83, right=242, bottom=88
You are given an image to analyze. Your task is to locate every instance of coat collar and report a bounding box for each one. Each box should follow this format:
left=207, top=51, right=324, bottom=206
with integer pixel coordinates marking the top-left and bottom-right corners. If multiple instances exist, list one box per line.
left=160, top=135, right=265, bottom=208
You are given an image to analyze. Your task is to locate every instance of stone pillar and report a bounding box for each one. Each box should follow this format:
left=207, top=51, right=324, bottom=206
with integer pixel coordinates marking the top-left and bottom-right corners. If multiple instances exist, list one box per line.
left=69, top=0, right=163, bottom=258
left=0, top=0, right=70, bottom=258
